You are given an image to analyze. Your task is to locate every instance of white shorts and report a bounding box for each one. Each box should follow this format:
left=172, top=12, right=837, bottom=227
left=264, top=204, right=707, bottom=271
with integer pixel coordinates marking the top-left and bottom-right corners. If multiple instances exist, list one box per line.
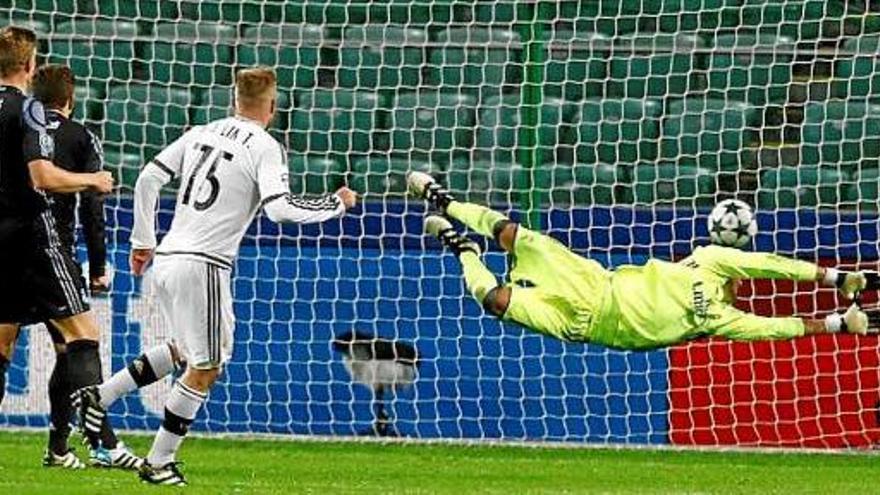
left=152, top=256, right=234, bottom=368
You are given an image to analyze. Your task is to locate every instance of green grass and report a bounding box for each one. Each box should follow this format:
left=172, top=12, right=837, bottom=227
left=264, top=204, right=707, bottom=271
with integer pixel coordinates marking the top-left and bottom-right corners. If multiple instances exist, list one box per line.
left=0, top=431, right=876, bottom=494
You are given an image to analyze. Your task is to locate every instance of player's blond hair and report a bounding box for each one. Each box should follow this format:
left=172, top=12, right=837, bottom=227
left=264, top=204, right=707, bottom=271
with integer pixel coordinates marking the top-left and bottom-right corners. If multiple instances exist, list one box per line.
left=235, top=66, right=277, bottom=109
left=0, top=26, right=38, bottom=78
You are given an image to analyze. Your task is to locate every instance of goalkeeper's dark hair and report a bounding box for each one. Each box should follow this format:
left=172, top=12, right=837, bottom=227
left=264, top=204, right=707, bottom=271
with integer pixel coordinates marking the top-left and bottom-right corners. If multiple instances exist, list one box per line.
left=32, top=64, right=75, bottom=110
left=0, top=26, right=37, bottom=78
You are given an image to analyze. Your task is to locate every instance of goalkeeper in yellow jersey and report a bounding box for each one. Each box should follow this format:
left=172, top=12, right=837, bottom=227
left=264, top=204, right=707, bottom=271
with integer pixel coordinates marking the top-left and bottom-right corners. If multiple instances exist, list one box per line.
left=407, top=172, right=880, bottom=350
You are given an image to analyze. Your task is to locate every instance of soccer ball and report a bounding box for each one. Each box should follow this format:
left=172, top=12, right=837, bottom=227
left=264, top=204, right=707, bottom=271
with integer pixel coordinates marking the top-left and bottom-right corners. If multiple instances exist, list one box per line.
left=708, top=199, right=758, bottom=248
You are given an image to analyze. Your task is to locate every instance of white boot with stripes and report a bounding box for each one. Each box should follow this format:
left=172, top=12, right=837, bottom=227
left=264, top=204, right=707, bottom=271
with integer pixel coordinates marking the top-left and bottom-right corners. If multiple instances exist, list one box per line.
left=42, top=448, right=86, bottom=469
left=90, top=441, right=144, bottom=470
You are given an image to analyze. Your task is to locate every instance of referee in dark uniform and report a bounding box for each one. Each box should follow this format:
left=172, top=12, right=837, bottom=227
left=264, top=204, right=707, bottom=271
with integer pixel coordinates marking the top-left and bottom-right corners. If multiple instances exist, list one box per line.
left=30, top=64, right=141, bottom=469
left=0, top=26, right=117, bottom=468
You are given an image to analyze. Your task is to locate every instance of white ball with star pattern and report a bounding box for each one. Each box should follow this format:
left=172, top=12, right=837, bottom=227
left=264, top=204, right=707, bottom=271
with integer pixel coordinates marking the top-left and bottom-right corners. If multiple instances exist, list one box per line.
left=708, top=199, right=758, bottom=248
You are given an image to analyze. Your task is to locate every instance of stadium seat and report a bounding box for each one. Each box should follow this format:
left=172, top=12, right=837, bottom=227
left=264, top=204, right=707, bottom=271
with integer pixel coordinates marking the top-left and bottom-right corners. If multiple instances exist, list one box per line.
left=289, top=155, right=346, bottom=195
left=708, top=33, right=795, bottom=106
left=543, top=31, right=610, bottom=102
left=290, top=89, right=383, bottom=164
left=238, top=24, right=325, bottom=91
left=835, top=36, right=880, bottom=101
left=801, top=101, right=880, bottom=172
left=191, top=88, right=292, bottom=129
left=390, top=91, right=476, bottom=164
left=0, top=13, right=49, bottom=37
left=757, top=166, right=846, bottom=209
left=104, top=84, right=191, bottom=156
left=338, top=25, right=427, bottom=91
left=48, top=20, right=136, bottom=85
left=446, top=159, right=528, bottom=205
left=607, top=33, right=705, bottom=99
left=362, top=0, right=457, bottom=25
left=474, top=95, right=575, bottom=166
left=576, top=98, right=663, bottom=166
left=102, top=150, right=145, bottom=190
left=632, top=164, right=716, bottom=206
left=740, top=0, right=846, bottom=41
left=551, top=163, right=631, bottom=206
left=428, top=28, right=521, bottom=102
left=144, top=22, right=236, bottom=88
left=350, top=157, right=436, bottom=198
left=652, top=0, right=743, bottom=33
left=661, top=98, right=760, bottom=172
left=850, top=168, right=880, bottom=210
left=72, top=83, right=103, bottom=127
left=95, top=0, right=168, bottom=22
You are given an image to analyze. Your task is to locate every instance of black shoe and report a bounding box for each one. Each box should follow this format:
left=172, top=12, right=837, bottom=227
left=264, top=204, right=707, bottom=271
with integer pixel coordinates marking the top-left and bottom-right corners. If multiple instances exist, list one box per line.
left=425, top=215, right=480, bottom=256
left=71, top=385, right=105, bottom=435
left=139, top=461, right=187, bottom=486
left=407, top=171, right=454, bottom=212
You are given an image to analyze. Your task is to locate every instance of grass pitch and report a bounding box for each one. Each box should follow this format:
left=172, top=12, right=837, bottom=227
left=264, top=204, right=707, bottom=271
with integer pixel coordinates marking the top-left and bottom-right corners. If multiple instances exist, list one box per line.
left=0, top=431, right=875, bottom=494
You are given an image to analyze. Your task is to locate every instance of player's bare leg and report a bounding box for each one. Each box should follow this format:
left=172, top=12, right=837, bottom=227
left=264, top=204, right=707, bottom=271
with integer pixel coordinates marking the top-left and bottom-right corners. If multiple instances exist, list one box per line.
left=0, top=323, right=19, bottom=406
left=140, top=365, right=218, bottom=486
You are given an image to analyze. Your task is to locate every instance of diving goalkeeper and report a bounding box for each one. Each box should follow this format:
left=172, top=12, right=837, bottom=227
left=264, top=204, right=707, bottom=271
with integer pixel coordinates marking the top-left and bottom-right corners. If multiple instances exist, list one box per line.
left=407, top=172, right=880, bottom=349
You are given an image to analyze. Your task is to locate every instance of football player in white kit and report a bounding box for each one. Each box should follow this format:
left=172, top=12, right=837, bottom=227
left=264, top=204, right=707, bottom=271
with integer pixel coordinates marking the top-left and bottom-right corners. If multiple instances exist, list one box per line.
left=73, top=67, right=357, bottom=486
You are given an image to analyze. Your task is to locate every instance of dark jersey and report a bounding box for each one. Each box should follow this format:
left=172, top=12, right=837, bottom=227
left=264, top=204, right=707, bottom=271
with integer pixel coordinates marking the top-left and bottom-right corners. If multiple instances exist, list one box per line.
left=0, top=85, right=54, bottom=225
left=45, top=110, right=106, bottom=278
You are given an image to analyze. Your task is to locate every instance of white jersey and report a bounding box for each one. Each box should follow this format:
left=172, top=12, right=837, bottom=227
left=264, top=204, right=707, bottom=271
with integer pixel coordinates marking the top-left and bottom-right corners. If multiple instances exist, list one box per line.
left=130, top=116, right=345, bottom=268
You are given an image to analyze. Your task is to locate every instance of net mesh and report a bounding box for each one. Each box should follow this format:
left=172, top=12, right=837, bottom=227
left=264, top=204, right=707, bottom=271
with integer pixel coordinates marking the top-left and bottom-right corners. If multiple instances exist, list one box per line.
left=2, top=0, right=880, bottom=448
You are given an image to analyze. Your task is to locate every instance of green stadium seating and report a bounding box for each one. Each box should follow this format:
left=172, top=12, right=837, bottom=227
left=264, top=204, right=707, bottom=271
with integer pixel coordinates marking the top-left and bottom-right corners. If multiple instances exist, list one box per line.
left=801, top=101, right=880, bottom=171
left=551, top=163, right=631, bottom=206
left=72, top=83, right=103, bottom=127
left=577, top=98, right=663, bottom=166
left=661, top=98, right=759, bottom=172
left=361, top=0, right=457, bottom=25
left=290, top=89, right=383, bottom=164
left=740, top=0, right=846, bottom=41
left=191, top=88, right=292, bottom=129
left=447, top=159, right=528, bottom=205
left=102, top=150, right=145, bottom=190
left=339, top=25, right=427, bottom=90
left=289, top=155, right=346, bottom=195
left=350, top=157, right=436, bottom=197
left=390, top=91, right=476, bottom=163
left=238, top=24, right=325, bottom=91
left=474, top=95, right=574, bottom=166
left=850, top=168, right=880, bottom=210
left=543, top=31, right=609, bottom=101
left=95, top=0, right=167, bottom=21
left=0, top=11, right=49, bottom=35
left=708, top=33, right=795, bottom=106
left=48, top=20, right=136, bottom=85
left=757, top=166, right=846, bottom=209
left=104, top=84, right=191, bottom=156
left=429, top=28, right=521, bottom=102
left=633, top=164, right=716, bottom=206
left=608, top=33, right=705, bottom=99
left=143, top=22, right=236, bottom=88
left=835, top=36, right=880, bottom=101
left=653, top=0, right=743, bottom=33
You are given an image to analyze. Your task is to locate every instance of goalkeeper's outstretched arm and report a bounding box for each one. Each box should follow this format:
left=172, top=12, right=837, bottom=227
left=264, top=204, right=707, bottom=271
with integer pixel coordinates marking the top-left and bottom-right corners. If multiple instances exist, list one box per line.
left=684, top=245, right=872, bottom=299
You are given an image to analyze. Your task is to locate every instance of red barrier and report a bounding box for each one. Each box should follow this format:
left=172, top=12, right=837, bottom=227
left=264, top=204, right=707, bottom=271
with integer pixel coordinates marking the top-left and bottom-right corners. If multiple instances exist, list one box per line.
left=669, top=279, right=880, bottom=448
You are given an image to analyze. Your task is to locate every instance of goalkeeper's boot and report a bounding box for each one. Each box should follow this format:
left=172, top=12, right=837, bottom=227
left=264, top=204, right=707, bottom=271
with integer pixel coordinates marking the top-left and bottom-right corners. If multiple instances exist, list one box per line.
left=425, top=215, right=480, bottom=256
left=407, top=171, right=454, bottom=213
left=90, top=441, right=144, bottom=470
left=71, top=385, right=105, bottom=437
left=139, top=461, right=187, bottom=486
left=42, top=448, right=86, bottom=469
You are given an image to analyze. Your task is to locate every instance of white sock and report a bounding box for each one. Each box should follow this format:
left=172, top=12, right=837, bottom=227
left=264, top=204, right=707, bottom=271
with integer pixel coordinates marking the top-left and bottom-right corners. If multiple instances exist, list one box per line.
left=823, top=268, right=841, bottom=287
left=99, top=343, right=176, bottom=409
left=825, top=313, right=843, bottom=333
left=147, top=381, right=206, bottom=467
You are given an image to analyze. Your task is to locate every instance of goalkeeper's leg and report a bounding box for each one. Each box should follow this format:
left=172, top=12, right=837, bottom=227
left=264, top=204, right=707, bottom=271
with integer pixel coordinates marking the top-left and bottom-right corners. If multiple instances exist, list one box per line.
left=408, top=171, right=518, bottom=252
left=424, top=216, right=578, bottom=340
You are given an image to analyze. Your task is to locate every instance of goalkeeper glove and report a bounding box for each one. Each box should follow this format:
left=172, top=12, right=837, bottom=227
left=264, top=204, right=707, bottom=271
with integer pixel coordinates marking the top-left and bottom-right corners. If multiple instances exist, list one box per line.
left=842, top=304, right=869, bottom=335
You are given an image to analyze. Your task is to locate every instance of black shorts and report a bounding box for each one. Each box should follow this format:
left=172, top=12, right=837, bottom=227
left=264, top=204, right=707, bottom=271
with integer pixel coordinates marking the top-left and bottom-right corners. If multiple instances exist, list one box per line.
left=0, top=213, right=90, bottom=325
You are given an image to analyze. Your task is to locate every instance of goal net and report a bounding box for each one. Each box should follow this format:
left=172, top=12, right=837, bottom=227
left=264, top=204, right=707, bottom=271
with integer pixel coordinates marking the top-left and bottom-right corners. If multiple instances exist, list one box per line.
left=2, top=0, right=880, bottom=449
